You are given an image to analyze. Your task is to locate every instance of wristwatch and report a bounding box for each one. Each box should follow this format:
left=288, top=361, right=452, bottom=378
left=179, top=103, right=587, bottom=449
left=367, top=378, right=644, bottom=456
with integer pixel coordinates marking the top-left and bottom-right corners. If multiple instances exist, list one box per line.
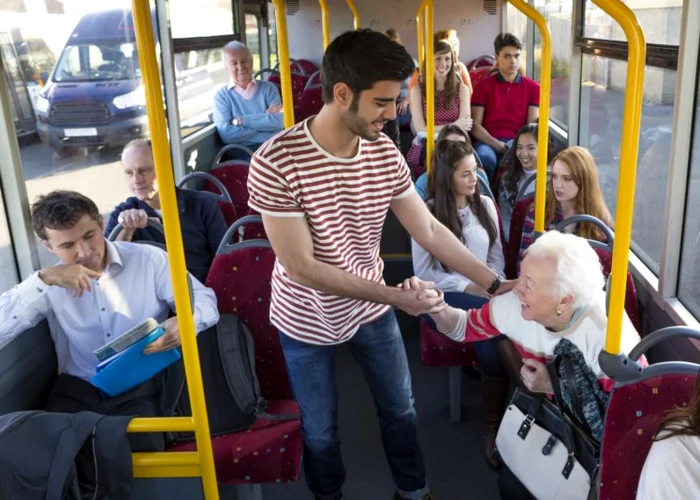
left=487, top=274, right=505, bottom=295
left=232, top=117, right=240, bottom=126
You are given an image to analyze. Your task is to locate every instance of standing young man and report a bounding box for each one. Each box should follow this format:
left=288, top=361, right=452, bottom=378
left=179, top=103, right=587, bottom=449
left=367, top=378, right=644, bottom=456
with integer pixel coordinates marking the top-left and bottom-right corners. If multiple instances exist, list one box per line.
left=248, top=30, right=512, bottom=500
left=471, top=33, right=540, bottom=180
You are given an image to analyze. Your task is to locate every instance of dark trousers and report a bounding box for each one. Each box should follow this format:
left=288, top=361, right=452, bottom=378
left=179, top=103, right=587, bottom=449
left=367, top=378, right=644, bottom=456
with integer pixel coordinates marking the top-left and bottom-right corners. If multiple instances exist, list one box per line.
left=279, top=311, right=430, bottom=500
left=46, top=374, right=164, bottom=492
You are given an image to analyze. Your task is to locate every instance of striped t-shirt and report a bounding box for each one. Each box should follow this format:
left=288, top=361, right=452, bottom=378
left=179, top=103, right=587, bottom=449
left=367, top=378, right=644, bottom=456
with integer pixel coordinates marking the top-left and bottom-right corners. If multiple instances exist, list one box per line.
left=247, top=119, right=414, bottom=344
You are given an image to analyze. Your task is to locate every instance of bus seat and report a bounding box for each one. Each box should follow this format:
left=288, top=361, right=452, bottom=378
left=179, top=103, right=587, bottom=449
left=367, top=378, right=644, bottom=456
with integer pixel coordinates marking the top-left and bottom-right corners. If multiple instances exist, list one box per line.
left=296, top=71, right=323, bottom=122
left=420, top=317, right=478, bottom=422
left=469, top=66, right=492, bottom=87
left=0, top=320, right=57, bottom=414
left=169, top=238, right=302, bottom=486
left=215, top=215, right=266, bottom=251
left=294, top=58, right=319, bottom=76
left=209, top=155, right=252, bottom=222
left=593, top=248, right=642, bottom=333
left=177, top=171, right=237, bottom=226
left=598, top=327, right=700, bottom=500
left=466, top=55, right=496, bottom=71
left=504, top=197, right=534, bottom=279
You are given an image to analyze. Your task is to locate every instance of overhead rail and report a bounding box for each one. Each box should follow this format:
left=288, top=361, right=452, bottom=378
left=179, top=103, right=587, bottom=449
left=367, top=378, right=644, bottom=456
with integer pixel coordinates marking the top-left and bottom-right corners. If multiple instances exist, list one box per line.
left=129, top=1, right=219, bottom=498
left=506, top=0, right=551, bottom=235
left=346, top=0, right=360, bottom=30
left=319, top=0, right=330, bottom=49
left=418, top=0, right=435, bottom=173
left=272, top=0, right=296, bottom=127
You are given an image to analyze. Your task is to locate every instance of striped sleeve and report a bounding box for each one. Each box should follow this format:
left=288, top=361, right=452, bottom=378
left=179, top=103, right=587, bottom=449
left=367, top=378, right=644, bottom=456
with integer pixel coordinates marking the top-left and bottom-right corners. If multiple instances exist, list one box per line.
left=393, top=151, right=414, bottom=199
left=247, top=150, right=305, bottom=217
left=465, top=302, right=502, bottom=342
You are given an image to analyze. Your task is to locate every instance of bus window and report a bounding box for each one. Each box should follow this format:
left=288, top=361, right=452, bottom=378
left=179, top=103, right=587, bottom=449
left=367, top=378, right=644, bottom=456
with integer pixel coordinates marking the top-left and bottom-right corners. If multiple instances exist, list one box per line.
left=0, top=192, right=19, bottom=297
left=245, top=12, right=262, bottom=72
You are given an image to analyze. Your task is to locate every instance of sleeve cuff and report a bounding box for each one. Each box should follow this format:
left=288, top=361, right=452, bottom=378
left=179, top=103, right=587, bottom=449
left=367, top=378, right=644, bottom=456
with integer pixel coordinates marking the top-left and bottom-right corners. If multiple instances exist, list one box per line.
left=16, top=272, right=51, bottom=305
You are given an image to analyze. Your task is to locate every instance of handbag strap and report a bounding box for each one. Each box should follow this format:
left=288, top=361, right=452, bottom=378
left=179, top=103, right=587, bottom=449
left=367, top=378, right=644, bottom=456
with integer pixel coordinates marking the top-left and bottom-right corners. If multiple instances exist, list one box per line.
left=546, top=359, right=579, bottom=480
left=560, top=355, right=591, bottom=432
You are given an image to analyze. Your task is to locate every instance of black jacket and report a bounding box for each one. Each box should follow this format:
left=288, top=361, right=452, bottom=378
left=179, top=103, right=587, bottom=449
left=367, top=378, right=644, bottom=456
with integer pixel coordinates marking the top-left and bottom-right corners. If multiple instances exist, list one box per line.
left=0, top=411, right=134, bottom=499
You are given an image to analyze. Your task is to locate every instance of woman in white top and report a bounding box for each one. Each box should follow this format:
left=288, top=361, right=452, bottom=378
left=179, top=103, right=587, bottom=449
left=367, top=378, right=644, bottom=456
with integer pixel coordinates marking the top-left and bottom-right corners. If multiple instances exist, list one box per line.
left=411, top=139, right=507, bottom=470
left=637, top=374, right=700, bottom=500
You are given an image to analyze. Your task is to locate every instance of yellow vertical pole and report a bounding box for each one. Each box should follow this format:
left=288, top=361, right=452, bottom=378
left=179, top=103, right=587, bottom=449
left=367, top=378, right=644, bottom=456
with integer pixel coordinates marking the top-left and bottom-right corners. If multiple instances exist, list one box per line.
left=129, top=2, right=219, bottom=498
left=272, top=0, right=295, bottom=127
left=318, top=0, right=330, bottom=50
left=421, top=0, right=435, bottom=173
left=346, top=0, right=360, bottom=29
left=507, top=0, right=551, bottom=233
left=591, top=0, right=645, bottom=355
left=416, top=6, right=425, bottom=69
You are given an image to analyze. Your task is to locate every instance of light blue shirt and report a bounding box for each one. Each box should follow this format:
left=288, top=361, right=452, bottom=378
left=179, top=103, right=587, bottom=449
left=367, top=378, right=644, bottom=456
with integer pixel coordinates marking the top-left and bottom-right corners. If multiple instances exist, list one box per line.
left=213, top=80, right=284, bottom=146
left=0, top=240, right=219, bottom=382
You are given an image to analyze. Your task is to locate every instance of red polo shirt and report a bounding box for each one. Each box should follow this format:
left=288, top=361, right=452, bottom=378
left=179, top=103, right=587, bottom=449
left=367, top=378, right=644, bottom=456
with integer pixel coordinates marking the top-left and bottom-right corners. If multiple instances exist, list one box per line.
left=471, top=72, right=540, bottom=140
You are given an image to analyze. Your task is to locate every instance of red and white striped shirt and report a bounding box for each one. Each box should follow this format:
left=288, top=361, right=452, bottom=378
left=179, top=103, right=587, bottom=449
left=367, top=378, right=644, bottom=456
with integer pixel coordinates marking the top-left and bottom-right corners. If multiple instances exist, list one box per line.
left=247, top=119, right=414, bottom=344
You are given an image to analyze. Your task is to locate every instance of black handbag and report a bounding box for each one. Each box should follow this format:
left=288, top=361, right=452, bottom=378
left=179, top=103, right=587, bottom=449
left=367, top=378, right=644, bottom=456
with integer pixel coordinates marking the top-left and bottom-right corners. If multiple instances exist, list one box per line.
left=495, top=356, right=600, bottom=500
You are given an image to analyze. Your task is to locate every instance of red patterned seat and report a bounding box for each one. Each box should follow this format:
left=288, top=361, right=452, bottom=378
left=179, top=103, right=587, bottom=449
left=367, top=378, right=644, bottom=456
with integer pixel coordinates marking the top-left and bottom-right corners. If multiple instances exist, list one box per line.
left=294, top=58, right=319, bottom=77
left=177, top=171, right=238, bottom=226
left=593, top=247, right=642, bottom=333
left=168, top=240, right=302, bottom=485
left=268, top=70, right=308, bottom=113
left=505, top=197, right=534, bottom=279
left=420, top=317, right=478, bottom=367
left=296, top=71, right=323, bottom=122
left=468, top=66, right=492, bottom=87
left=208, top=162, right=251, bottom=224
left=599, top=372, right=696, bottom=500
left=169, top=400, right=302, bottom=485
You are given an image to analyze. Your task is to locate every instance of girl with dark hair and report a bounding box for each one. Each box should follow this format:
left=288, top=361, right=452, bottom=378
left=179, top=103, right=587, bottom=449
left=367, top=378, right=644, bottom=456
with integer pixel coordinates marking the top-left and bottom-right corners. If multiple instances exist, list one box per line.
left=406, top=39, right=472, bottom=177
left=411, top=139, right=508, bottom=470
left=414, top=124, right=471, bottom=199
left=497, top=123, right=553, bottom=241
left=637, top=373, right=700, bottom=499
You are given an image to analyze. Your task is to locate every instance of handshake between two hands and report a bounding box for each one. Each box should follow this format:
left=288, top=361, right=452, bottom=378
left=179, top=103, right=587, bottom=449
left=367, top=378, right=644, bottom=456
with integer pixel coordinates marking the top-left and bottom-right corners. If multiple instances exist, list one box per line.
left=395, top=276, right=449, bottom=317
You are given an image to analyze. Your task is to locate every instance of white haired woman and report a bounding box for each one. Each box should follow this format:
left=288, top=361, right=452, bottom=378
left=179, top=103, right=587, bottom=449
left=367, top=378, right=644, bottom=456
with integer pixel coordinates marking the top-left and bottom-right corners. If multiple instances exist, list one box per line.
left=403, top=231, right=645, bottom=444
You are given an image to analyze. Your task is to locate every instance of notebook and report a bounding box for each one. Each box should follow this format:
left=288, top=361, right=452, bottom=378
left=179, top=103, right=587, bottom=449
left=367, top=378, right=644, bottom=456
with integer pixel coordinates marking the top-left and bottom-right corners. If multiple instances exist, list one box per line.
left=90, top=320, right=181, bottom=397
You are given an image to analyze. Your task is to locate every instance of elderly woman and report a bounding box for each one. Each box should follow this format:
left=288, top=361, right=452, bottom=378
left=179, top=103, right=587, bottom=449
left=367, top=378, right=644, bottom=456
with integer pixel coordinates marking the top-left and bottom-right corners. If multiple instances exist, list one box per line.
left=104, top=139, right=228, bottom=283
left=405, top=231, right=644, bottom=464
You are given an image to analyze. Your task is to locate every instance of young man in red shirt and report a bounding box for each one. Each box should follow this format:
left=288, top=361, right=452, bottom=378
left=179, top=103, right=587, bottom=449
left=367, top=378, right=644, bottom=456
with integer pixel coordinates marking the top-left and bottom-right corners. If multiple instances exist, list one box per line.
left=248, top=30, right=513, bottom=500
left=471, top=33, right=540, bottom=180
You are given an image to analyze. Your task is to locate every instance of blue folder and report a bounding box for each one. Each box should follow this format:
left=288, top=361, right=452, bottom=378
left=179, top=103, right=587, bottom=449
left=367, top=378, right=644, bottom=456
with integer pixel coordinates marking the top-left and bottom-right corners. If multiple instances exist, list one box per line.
left=91, top=326, right=181, bottom=397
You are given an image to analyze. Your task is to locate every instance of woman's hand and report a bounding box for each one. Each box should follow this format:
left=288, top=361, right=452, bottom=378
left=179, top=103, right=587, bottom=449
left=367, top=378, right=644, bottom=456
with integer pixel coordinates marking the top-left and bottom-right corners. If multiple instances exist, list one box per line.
left=397, top=98, right=409, bottom=115
left=454, top=117, right=473, bottom=131
left=520, top=358, right=554, bottom=393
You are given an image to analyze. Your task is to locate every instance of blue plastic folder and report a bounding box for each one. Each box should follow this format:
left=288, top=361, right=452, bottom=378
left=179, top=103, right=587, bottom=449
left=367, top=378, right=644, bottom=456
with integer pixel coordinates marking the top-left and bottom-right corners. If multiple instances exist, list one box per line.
left=91, top=326, right=181, bottom=397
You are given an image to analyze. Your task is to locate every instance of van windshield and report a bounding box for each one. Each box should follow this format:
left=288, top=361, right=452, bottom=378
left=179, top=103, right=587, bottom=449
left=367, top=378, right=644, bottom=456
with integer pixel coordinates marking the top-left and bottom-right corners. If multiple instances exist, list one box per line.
left=54, top=42, right=140, bottom=82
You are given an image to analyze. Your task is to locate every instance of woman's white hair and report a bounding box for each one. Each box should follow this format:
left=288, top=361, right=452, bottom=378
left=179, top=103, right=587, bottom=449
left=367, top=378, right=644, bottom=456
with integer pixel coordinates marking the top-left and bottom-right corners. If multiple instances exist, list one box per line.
left=525, top=231, right=605, bottom=308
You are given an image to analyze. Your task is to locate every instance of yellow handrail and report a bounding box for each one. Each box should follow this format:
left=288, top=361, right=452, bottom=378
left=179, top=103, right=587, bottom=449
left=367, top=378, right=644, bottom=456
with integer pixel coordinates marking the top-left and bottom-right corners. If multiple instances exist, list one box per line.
left=419, top=0, right=435, bottom=173
left=416, top=6, right=425, bottom=69
left=272, top=0, right=295, bottom=127
left=318, top=0, right=330, bottom=50
left=507, top=0, right=551, bottom=234
left=591, top=0, right=645, bottom=355
left=346, top=0, right=360, bottom=29
left=130, top=2, right=219, bottom=498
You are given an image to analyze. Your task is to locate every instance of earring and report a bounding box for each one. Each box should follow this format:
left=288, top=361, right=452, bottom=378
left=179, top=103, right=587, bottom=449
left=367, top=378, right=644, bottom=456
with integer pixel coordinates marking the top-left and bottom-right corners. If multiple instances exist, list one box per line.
left=556, top=308, right=562, bottom=316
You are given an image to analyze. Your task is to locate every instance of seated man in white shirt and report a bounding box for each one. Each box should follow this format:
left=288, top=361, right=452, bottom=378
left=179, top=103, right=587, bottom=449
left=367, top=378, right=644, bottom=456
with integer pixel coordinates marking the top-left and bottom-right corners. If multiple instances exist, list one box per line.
left=0, top=190, right=219, bottom=486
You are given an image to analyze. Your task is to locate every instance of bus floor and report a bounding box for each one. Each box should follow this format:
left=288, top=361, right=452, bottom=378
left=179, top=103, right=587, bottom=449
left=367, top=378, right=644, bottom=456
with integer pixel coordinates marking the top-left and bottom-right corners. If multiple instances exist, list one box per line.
left=261, top=311, right=500, bottom=499
left=132, top=312, right=499, bottom=499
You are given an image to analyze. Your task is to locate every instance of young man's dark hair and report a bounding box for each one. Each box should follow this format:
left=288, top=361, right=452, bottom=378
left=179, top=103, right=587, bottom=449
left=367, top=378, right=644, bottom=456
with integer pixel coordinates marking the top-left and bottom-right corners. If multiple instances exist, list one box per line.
left=321, top=28, right=415, bottom=105
left=31, top=190, right=101, bottom=241
left=494, top=32, right=522, bottom=55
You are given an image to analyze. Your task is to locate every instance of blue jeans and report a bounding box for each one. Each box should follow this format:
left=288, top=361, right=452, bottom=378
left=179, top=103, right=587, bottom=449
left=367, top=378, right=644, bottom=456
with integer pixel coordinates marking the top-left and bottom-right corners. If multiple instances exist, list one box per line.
left=422, top=292, right=506, bottom=378
left=279, top=310, right=429, bottom=500
left=475, top=138, right=512, bottom=182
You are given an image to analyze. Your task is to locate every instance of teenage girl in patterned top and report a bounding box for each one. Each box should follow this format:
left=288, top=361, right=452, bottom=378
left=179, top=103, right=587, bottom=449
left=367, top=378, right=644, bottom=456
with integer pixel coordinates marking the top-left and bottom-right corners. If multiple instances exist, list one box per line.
left=407, top=39, right=472, bottom=177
